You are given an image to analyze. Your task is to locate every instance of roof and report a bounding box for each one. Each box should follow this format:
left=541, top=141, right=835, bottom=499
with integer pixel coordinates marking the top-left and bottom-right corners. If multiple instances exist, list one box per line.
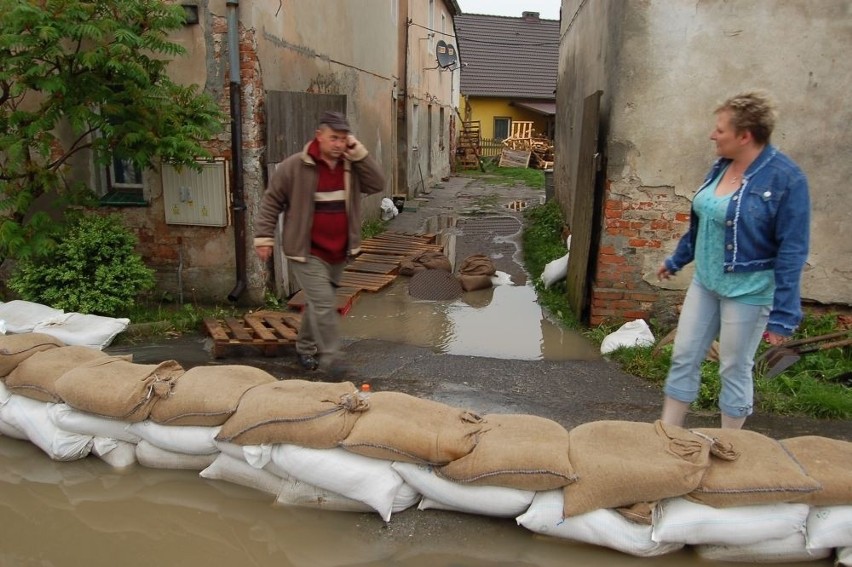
left=454, top=12, right=559, bottom=99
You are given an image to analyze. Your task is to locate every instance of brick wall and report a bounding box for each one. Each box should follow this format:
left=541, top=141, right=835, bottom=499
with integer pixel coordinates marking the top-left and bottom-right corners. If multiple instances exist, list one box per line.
left=589, top=184, right=690, bottom=326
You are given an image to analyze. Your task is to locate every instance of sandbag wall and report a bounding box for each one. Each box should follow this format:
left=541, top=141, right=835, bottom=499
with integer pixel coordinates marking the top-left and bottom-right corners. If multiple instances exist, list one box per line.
left=1, top=333, right=851, bottom=563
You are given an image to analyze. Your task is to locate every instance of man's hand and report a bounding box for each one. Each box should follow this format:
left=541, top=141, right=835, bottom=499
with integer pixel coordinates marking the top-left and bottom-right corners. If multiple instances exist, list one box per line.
left=256, top=245, right=273, bottom=262
left=343, top=135, right=368, bottom=161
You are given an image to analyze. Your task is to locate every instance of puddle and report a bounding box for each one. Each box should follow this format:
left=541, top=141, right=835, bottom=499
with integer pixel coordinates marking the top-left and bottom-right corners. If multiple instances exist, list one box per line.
left=340, top=279, right=600, bottom=361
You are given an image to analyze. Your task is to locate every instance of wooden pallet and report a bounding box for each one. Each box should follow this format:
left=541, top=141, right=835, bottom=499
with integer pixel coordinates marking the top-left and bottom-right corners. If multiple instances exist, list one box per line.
left=202, top=311, right=301, bottom=358
left=286, top=286, right=361, bottom=315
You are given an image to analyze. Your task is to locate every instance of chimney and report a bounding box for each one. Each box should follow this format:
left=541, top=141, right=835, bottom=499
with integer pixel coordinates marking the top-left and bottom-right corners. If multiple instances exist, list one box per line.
left=522, top=11, right=540, bottom=21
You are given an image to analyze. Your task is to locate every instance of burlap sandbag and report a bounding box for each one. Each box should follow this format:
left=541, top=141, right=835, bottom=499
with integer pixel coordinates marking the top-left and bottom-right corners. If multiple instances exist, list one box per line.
left=0, top=333, right=65, bottom=377
left=4, top=345, right=118, bottom=402
left=458, top=254, right=496, bottom=276
left=458, top=274, right=493, bottom=292
left=55, top=358, right=183, bottom=422
left=437, top=413, right=577, bottom=491
left=781, top=436, right=852, bottom=506
left=399, top=251, right=452, bottom=276
left=338, top=391, right=484, bottom=465
left=687, top=428, right=822, bottom=507
left=562, top=420, right=712, bottom=517
left=216, top=380, right=365, bottom=448
left=149, top=365, right=277, bottom=426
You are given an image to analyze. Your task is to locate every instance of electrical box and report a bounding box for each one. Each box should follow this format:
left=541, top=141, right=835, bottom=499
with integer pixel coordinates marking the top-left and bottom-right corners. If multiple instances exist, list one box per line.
left=162, top=160, right=230, bottom=227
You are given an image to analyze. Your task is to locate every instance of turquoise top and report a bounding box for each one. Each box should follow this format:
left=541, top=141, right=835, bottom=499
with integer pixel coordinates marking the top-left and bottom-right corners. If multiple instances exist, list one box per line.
left=694, top=167, right=774, bottom=305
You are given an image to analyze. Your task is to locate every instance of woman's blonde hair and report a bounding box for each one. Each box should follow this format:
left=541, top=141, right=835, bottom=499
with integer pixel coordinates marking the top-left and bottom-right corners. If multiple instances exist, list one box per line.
left=716, top=90, right=778, bottom=145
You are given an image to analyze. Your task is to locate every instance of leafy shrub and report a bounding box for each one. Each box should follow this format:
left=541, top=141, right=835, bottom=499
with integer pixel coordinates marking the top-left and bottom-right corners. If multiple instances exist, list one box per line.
left=9, top=213, right=155, bottom=315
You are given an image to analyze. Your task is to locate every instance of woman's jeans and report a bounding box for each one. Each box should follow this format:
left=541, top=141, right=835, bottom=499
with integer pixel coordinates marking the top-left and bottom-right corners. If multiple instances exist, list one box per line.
left=664, top=280, right=770, bottom=418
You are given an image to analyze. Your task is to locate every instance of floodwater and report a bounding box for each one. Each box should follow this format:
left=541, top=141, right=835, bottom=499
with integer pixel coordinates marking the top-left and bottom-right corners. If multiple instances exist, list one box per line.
left=340, top=278, right=600, bottom=362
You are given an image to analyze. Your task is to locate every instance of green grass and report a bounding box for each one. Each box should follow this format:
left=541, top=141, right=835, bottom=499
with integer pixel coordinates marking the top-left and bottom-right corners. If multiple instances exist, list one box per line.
left=463, top=162, right=545, bottom=189
left=521, top=200, right=852, bottom=420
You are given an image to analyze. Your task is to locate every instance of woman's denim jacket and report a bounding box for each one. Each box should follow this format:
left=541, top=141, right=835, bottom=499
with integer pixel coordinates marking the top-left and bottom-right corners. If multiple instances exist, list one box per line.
left=664, top=145, right=810, bottom=336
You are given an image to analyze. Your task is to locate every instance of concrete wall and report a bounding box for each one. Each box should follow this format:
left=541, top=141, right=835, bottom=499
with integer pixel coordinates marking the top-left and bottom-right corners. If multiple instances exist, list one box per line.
left=557, top=0, right=852, bottom=325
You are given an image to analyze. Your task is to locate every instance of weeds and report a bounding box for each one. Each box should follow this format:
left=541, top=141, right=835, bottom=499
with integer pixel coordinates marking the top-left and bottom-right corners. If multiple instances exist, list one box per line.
left=464, top=163, right=545, bottom=189
left=521, top=198, right=852, bottom=420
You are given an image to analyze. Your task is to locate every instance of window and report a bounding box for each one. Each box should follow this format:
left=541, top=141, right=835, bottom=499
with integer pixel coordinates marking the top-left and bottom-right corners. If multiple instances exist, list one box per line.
left=494, top=117, right=511, bottom=141
left=99, top=157, right=147, bottom=206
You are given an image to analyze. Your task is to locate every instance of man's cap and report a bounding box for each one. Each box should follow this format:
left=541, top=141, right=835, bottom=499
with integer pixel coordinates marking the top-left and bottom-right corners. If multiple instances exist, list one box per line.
left=318, top=111, right=351, bottom=132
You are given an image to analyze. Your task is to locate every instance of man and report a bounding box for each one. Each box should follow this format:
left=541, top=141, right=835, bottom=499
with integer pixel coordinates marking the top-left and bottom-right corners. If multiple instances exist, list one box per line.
left=254, top=111, right=385, bottom=379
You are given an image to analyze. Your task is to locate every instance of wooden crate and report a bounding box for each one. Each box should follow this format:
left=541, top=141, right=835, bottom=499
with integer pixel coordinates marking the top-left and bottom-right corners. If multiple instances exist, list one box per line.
left=202, top=311, right=301, bottom=358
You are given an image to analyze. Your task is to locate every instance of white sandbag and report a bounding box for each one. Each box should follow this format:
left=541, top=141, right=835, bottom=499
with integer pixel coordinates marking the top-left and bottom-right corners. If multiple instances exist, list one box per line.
left=0, top=379, right=10, bottom=404
left=393, top=461, right=534, bottom=518
left=600, top=319, right=655, bottom=354
left=541, top=252, right=569, bottom=289
left=0, top=319, right=6, bottom=334
left=200, top=452, right=283, bottom=496
left=516, top=489, right=683, bottom=558
left=134, top=439, right=217, bottom=470
left=652, top=497, right=810, bottom=546
left=267, top=443, right=409, bottom=522
left=48, top=403, right=140, bottom=443
left=91, top=437, right=138, bottom=468
left=490, top=271, right=513, bottom=286
left=806, top=506, right=852, bottom=550
left=696, top=531, right=831, bottom=563
left=380, top=197, right=399, bottom=221
left=0, top=394, right=92, bottom=460
left=32, top=312, right=129, bottom=350
left=0, top=300, right=67, bottom=334
left=276, top=475, right=374, bottom=513
left=127, top=421, right=220, bottom=455
left=838, top=547, right=852, bottom=566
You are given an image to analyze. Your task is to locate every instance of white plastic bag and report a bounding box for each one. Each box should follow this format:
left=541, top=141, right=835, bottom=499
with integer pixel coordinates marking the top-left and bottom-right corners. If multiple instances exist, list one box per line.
left=380, top=197, right=399, bottom=221
left=541, top=235, right=571, bottom=289
left=600, top=319, right=656, bottom=355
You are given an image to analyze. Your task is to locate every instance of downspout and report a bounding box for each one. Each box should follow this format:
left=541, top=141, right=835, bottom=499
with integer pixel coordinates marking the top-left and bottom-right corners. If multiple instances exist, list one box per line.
left=226, top=0, right=247, bottom=302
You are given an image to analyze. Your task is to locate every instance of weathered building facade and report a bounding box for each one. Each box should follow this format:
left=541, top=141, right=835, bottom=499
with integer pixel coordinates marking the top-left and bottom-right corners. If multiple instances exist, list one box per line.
left=83, top=0, right=460, bottom=305
left=555, top=0, right=852, bottom=325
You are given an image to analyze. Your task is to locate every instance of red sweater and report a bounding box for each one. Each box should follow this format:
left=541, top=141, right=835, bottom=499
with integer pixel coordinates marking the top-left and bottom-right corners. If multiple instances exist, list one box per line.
left=307, top=140, right=348, bottom=264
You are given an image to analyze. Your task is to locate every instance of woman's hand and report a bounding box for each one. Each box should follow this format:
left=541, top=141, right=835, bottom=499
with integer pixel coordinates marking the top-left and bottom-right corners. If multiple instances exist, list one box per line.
left=763, top=331, right=786, bottom=346
left=657, top=263, right=673, bottom=281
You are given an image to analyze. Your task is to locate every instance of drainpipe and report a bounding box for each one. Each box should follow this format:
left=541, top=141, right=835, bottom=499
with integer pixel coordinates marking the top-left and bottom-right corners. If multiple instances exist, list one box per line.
left=226, top=0, right=247, bottom=302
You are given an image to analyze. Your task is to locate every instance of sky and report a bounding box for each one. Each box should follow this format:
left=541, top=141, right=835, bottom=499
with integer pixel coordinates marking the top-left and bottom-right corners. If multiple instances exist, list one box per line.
left=455, top=0, right=561, bottom=20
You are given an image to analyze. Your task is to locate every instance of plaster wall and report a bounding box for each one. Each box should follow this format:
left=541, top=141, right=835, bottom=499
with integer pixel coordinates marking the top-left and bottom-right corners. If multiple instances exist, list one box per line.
left=559, top=0, right=851, bottom=322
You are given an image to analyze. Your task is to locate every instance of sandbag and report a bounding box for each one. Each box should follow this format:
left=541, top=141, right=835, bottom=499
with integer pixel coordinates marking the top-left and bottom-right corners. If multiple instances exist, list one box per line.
left=0, top=394, right=93, bottom=461
left=128, top=421, right=220, bottom=455
left=652, top=497, right=810, bottom=546
left=393, top=461, right=534, bottom=518
left=338, top=391, right=484, bottom=465
left=517, top=489, right=683, bottom=558
left=806, top=506, right=852, bottom=550
left=695, top=531, right=831, bottom=563
left=134, top=439, right=216, bottom=470
left=149, top=365, right=277, bottom=426
left=458, top=274, right=492, bottom=292
left=437, top=413, right=576, bottom=491
left=4, top=345, right=118, bottom=402
left=91, top=437, right=138, bottom=469
left=781, top=435, right=852, bottom=505
left=457, top=254, right=496, bottom=276
left=399, top=251, right=452, bottom=276
left=200, top=452, right=284, bottom=497
left=32, top=312, right=129, bottom=350
left=562, top=420, right=712, bottom=517
left=48, top=403, right=140, bottom=443
left=688, top=427, right=822, bottom=507
left=215, top=380, right=365, bottom=448
left=0, top=332, right=65, bottom=377
left=55, top=358, right=183, bottom=422
left=0, top=300, right=66, bottom=334
left=267, top=443, right=413, bottom=522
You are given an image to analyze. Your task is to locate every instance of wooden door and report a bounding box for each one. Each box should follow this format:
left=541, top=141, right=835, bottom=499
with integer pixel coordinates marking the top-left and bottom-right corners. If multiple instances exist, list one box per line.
left=567, top=90, right=603, bottom=322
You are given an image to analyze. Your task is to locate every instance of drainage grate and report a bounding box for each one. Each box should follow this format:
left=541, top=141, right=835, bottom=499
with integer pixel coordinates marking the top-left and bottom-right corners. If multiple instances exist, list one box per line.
left=457, top=215, right=522, bottom=238
left=408, top=269, right=463, bottom=300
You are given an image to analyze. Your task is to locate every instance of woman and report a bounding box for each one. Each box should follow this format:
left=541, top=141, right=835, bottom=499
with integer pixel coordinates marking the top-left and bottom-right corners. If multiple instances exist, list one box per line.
left=657, top=91, right=810, bottom=429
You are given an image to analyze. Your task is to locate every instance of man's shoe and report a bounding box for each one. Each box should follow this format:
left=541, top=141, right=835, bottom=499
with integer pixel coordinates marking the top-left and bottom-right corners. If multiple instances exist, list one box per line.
left=297, top=353, right=319, bottom=371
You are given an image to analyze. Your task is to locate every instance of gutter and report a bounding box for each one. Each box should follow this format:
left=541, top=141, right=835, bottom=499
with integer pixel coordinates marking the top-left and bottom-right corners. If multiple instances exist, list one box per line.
left=226, top=0, right=247, bottom=302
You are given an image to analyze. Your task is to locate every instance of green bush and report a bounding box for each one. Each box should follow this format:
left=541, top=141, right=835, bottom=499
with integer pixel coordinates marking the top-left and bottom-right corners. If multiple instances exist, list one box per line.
left=9, top=213, right=155, bottom=315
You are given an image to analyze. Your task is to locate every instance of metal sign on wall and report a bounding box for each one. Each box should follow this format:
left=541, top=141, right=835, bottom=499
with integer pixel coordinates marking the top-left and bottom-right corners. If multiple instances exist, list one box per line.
left=162, top=159, right=230, bottom=227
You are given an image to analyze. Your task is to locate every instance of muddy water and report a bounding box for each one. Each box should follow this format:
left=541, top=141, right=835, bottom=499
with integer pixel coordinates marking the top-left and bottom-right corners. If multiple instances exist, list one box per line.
left=340, top=279, right=600, bottom=361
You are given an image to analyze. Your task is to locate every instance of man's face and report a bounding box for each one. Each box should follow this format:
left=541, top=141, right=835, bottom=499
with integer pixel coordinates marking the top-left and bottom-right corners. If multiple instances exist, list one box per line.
left=315, top=125, right=349, bottom=161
